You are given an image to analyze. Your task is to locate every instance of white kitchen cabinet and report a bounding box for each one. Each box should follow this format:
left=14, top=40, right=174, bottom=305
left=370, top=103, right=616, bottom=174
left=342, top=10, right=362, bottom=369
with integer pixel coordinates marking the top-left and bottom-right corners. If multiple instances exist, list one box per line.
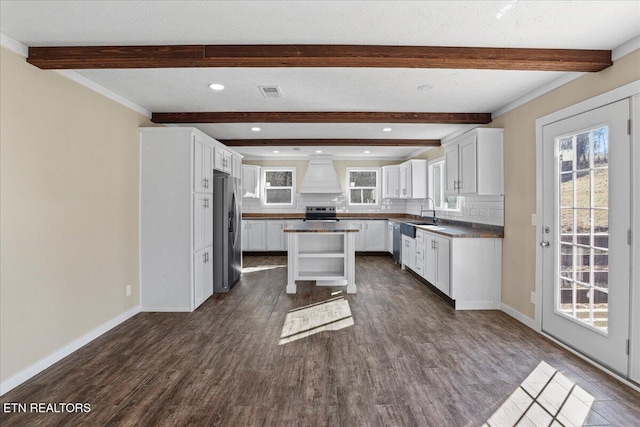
left=423, top=232, right=450, bottom=296
left=364, top=220, right=387, bottom=251
left=444, top=128, right=503, bottom=196
left=382, top=165, right=400, bottom=198
left=193, top=194, right=212, bottom=250
left=399, top=159, right=427, bottom=199
left=414, top=230, right=425, bottom=276
left=401, top=235, right=415, bottom=271
left=140, top=127, right=242, bottom=312
left=409, top=225, right=501, bottom=310
left=349, top=221, right=365, bottom=251
left=242, top=165, right=261, bottom=198
left=193, top=134, right=214, bottom=193
left=266, top=221, right=287, bottom=251
left=387, top=221, right=394, bottom=254
left=194, top=246, right=213, bottom=309
left=232, top=155, right=242, bottom=179
left=241, top=220, right=248, bottom=250
left=215, top=147, right=232, bottom=173
left=244, top=220, right=266, bottom=251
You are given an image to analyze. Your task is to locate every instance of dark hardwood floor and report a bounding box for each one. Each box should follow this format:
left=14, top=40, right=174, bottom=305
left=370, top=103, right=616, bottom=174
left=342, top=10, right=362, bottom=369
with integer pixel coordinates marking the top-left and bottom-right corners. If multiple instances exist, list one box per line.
left=2, top=255, right=639, bottom=426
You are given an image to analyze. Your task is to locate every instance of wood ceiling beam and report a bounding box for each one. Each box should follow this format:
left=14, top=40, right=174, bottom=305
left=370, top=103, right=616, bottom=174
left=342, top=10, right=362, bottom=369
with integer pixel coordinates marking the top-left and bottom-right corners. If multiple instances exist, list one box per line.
left=27, top=44, right=612, bottom=72
left=151, top=112, right=492, bottom=124
left=220, top=139, right=440, bottom=147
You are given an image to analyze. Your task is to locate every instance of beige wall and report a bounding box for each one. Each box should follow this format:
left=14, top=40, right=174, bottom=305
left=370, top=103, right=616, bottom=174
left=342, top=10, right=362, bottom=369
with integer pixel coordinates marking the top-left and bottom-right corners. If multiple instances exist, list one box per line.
left=0, top=47, right=154, bottom=382
left=489, top=49, right=640, bottom=319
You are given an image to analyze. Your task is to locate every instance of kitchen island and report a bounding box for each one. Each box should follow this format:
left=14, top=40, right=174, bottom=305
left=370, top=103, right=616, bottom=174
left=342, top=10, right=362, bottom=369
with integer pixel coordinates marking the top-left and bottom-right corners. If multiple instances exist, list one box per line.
left=284, top=222, right=359, bottom=294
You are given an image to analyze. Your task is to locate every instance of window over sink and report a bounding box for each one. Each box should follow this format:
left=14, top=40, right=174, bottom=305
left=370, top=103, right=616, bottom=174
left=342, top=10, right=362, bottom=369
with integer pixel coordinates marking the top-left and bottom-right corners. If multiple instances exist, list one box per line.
left=346, top=168, right=380, bottom=206
left=262, top=167, right=296, bottom=206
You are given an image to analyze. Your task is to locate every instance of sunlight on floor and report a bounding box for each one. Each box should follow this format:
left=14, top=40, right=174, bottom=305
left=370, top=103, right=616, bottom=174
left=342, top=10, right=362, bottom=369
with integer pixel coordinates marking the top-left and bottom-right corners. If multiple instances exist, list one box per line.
left=279, top=296, right=354, bottom=345
left=242, top=264, right=286, bottom=273
left=484, top=361, right=599, bottom=427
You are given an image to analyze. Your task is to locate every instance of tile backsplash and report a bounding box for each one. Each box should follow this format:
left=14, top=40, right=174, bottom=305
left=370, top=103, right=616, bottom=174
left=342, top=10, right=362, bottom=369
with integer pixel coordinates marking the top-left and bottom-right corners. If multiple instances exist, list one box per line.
left=243, top=192, right=503, bottom=226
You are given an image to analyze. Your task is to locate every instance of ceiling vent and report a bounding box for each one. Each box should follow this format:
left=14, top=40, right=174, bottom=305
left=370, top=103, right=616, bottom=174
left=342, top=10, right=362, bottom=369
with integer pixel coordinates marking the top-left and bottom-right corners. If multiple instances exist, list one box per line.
left=259, top=86, right=282, bottom=98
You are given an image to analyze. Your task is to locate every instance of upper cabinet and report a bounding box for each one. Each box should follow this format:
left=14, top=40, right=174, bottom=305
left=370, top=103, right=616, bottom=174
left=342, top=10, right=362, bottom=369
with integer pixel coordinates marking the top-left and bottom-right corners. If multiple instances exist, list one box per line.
left=400, top=159, right=427, bottom=199
left=382, top=160, right=426, bottom=199
left=232, top=155, right=242, bottom=179
left=214, top=147, right=232, bottom=173
left=382, top=165, right=400, bottom=198
left=242, top=165, right=261, bottom=198
left=444, top=128, right=504, bottom=196
left=193, top=134, right=213, bottom=193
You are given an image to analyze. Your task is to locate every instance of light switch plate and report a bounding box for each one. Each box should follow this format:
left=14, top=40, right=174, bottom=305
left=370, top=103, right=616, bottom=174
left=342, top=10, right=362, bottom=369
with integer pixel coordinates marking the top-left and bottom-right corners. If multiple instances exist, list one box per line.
left=530, top=291, right=536, bottom=304
left=126, top=285, right=132, bottom=297
left=531, top=214, right=537, bottom=226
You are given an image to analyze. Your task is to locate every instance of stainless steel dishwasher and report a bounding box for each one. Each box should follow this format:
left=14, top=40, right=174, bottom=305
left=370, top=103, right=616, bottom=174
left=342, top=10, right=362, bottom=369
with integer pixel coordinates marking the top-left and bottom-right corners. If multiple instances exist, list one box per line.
left=392, top=222, right=401, bottom=263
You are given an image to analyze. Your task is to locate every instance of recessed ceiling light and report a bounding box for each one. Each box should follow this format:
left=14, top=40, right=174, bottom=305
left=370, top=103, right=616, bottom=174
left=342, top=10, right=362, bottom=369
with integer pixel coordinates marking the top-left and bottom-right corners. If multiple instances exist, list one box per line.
left=315, top=150, right=322, bottom=153
left=208, top=83, right=224, bottom=91
left=251, top=127, right=261, bottom=132
left=383, top=127, right=392, bottom=132
left=364, top=150, right=371, bottom=154
left=273, top=150, right=279, bottom=153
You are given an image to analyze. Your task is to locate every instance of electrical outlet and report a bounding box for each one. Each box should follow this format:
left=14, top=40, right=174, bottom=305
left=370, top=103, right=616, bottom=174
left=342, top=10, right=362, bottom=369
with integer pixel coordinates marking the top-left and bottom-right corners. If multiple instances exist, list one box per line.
left=531, top=214, right=537, bottom=226
left=126, top=285, right=132, bottom=297
left=530, top=291, right=536, bottom=304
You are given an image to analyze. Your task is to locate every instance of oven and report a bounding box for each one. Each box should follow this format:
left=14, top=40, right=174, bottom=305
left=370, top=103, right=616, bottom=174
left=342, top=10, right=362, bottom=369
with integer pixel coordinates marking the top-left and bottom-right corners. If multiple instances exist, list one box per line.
left=304, top=206, right=339, bottom=222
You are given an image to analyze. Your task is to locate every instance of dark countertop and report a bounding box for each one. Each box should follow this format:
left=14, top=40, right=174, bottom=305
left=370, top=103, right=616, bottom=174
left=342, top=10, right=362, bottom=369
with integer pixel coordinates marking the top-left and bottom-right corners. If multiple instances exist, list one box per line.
left=413, top=224, right=502, bottom=239
left=245, top=213, right=503, bottom=238
left=284, top=222, right=360, bottom=233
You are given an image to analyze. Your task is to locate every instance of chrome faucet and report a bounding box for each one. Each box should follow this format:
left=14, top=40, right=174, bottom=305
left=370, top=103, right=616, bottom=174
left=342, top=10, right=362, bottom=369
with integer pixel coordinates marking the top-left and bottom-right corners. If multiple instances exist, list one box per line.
left=420, top=197, right=438, bottom=224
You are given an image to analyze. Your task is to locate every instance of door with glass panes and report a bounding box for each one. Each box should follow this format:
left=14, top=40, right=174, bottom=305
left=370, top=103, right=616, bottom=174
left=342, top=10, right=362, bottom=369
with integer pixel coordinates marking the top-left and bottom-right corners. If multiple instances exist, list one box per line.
left=541, top=99, right=631, bottom=375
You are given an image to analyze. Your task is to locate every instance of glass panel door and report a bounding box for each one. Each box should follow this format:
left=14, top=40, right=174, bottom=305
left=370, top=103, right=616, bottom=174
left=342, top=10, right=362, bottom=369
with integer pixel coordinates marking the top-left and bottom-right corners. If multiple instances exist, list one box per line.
left=541, top=99, right=630, bottom=375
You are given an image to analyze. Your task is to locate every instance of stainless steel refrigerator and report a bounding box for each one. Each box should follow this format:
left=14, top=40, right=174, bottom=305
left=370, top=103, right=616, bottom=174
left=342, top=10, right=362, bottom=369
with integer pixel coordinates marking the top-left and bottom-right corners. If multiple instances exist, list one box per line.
left=213, top=171, right=241, bottom=292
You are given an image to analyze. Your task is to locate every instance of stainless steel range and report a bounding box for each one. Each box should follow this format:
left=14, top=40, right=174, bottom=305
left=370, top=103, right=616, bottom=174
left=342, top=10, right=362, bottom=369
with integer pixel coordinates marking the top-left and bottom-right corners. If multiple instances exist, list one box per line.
left=304, top=206, right=339, bottom=222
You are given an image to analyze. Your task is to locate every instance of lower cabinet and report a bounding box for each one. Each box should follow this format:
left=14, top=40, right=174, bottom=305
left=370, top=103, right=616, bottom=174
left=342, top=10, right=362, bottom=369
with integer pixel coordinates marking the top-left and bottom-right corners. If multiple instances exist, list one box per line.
left=349, top=220, right=387, bottom=252
left=408, top=228, right=501, bottom=310
left=422, top=231, right=450, bottom=296
left=242, top=220, right=290, bottom=251
left=193, top=246, right=213, bottom=308
left=244, top=220, right=266, bottom=251
left=266, top=221, right=287, bottom=250
left=401, top=235, right=415, bottom=271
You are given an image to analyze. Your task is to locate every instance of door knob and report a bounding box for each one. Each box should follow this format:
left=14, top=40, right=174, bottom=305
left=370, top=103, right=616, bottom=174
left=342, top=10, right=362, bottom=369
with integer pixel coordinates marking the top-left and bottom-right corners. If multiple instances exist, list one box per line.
left=539, top=240, right=550, bottom=248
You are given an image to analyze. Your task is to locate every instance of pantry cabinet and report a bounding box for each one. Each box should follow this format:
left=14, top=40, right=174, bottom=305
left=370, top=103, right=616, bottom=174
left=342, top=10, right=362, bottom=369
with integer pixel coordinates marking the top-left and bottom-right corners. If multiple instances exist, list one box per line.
left=140, top=127, right=242, bottom=312
left=445, top=128, right=503, bottom=196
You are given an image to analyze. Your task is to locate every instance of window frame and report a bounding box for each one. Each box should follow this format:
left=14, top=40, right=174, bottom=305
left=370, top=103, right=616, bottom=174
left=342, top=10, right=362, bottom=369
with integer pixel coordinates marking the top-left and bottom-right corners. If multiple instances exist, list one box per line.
left=428, top=158, right=460, bottom=212
left=346, top=167, right=381, bottom=206
left=261, top=167, right=296, bottom=207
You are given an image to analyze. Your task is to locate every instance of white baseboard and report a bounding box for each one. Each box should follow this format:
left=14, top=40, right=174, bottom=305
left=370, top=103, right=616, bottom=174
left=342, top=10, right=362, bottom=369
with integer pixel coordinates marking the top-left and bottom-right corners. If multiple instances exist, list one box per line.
left=141, top=307, right=192, bottom=312
left=0, top=305, right=141, bottom=396
left=455, top=301, right=500, bottom=310
left=500, top=303, right=537, bottom=330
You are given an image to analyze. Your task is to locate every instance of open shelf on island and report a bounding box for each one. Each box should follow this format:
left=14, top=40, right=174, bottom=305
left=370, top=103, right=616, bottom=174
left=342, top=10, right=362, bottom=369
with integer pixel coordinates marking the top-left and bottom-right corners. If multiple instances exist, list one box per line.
left=297, top=271, right=346, bottom=281
left=298, top=233, right=345, bottom=254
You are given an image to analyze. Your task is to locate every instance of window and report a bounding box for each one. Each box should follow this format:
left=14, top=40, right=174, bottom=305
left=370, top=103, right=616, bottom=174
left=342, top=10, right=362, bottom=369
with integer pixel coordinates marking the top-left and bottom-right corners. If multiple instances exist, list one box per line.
left=428, top=159, right=458, bottom=211
left=262, top=168, right=295, bottom=206
left=346, top=168, right=380, bottom=206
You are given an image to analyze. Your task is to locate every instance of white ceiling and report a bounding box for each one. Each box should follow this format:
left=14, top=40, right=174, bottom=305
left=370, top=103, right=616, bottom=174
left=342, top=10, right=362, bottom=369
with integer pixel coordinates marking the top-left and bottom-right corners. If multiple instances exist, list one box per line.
left=2, top=1, right=639, bottom=159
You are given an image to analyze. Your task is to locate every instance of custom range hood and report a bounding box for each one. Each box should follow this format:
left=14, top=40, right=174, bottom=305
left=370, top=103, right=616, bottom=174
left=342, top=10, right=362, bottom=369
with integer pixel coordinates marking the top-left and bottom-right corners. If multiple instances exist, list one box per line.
left=299, top=156, right=343, bottom=194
